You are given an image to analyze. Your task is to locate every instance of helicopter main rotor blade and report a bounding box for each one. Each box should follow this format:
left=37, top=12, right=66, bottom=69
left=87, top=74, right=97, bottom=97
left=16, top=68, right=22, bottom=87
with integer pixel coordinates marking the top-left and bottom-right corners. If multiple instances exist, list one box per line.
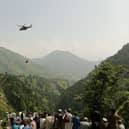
left=17, top=25, right=23, bottom=27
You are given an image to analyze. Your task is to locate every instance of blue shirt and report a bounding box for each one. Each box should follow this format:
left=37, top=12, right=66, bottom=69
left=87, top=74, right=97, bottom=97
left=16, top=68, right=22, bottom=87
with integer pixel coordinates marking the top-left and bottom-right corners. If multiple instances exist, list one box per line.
left=12, top=124, right=20, bottom=129
left=72, top=116, right=80, bottom=129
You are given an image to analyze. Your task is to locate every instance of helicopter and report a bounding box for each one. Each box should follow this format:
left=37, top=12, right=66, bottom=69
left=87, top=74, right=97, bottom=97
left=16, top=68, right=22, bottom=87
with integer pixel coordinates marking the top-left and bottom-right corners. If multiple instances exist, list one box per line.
left=18, top=24, right=32, bottom=31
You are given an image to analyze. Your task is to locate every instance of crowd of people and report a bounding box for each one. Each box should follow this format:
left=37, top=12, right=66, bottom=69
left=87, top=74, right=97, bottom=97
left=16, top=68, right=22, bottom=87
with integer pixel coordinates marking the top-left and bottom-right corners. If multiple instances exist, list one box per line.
left=0, top=108, right=126, bottom=129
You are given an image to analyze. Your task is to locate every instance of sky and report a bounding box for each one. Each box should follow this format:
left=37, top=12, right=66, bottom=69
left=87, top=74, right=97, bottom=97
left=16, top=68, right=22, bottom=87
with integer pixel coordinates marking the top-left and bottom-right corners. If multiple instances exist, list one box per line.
left=0, top=0, right=129, bottom=61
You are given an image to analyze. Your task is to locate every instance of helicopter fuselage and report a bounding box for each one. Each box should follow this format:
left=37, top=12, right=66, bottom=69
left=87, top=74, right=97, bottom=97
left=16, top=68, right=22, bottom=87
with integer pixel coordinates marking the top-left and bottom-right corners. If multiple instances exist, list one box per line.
left=19, top=25, right=32, bottom=31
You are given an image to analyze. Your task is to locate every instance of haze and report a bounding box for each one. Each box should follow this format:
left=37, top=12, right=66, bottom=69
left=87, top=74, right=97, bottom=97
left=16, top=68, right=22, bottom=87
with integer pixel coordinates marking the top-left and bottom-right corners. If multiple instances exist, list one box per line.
left=0, top=0, right=129, bottom=61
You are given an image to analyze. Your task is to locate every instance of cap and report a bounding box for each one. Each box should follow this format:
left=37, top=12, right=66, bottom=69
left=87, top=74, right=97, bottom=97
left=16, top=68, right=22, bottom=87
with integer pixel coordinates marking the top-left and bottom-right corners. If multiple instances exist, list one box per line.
left=103, top=117, right=108, bottom=122
left=84, top=117, right=88, bottom=121
left=58, top=109, right=62, bottom=112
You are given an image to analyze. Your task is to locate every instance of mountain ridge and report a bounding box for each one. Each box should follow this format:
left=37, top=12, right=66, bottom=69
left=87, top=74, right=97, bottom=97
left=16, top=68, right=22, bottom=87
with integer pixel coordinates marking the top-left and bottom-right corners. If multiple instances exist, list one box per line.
left=0, top=47, right=99, bottom=81
left=106, top=43, right=129, bottom=67
left=33, top=50, right=99, bottom=80
left=0, top=47, right=50, bottom=77
left=34, top=50, right=96, bottom=63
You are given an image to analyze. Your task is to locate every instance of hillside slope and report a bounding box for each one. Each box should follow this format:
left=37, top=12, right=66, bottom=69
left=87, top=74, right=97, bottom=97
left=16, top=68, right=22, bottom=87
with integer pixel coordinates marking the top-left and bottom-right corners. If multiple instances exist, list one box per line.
left=0, top=47, right=50, bottom=77
left=57, top=43, right=129, bottom=126
left=107, top=43, right=129, bottom=67
left=33, top=50, right=99, bottom=80
left=0, top=73, right=69, bottom=112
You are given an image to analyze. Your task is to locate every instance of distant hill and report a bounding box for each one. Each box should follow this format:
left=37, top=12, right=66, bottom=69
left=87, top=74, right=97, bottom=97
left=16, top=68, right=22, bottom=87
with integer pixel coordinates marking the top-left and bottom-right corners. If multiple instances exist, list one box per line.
left=33, top=50, right=99, bottom=81
left=107, top=43, right=129, bottom=67
left=0, top=47, right=99, bottom=81
left=0, top=47, right=51, bottom=77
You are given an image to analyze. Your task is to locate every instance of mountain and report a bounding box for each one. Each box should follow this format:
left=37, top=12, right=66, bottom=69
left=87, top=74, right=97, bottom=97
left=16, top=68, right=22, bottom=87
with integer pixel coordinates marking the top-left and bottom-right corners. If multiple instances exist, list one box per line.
left=0, top=47, right=99, bottom=81
left=33, top=50, right=99, bottom=81
left=59, top=43, right=129, bottom=108
left=0, top=47, right=51, bottom=77
left=107, top=43, right=129, bottom=67
left=57, top=43, right=129, bottom=125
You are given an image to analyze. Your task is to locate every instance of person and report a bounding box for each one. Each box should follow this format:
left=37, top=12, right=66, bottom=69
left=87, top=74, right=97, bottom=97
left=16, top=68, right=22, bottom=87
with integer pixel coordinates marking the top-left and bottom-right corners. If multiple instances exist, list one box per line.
left=34, top=114, right=40, bottom=129
left=39, top=113, right=46, bottom=129
left=43, top=113, right=54, bottom=129
left=12, top=119, right=20, bottom=129
left=63, top=108, right=73, bottom=129
left=30, top=117, right=37, bottom=129
left=102, top=117, right=108, bottom=129
left=19, top=120, right=24, bottom=129
left=80, top=117, right=90, bottom=129
left=118, top=119, right=125, bottom=129
left=107, top=108, right=121, bottom=129
left=23, top=119, right=31, bottom=129
left=10, top=114, right=15, bottom=127
left=90, top=110, right=102, bottom=129
left=53, top=109, right=63, bottom=129
left=72, top=112, right=80, bottom=129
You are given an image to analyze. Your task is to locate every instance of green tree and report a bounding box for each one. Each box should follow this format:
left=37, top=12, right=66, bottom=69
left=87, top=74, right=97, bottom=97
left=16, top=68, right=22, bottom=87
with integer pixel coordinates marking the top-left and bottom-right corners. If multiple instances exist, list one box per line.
left=83, top=62, right=129, bottom=114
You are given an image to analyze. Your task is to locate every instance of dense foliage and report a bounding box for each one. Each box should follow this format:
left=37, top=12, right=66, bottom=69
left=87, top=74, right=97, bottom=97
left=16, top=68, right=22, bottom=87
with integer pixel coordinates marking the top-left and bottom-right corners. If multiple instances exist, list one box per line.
left=0, top=73, right=69, bottom=113
left=83, top=62, right=129, bottom=113
left=58, top=62, right=129, bottom=126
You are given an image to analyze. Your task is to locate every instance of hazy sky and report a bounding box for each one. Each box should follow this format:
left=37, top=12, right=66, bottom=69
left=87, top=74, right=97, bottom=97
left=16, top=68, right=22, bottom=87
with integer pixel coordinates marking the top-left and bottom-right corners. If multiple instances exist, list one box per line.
left=0, top=0, right=129, bottom=61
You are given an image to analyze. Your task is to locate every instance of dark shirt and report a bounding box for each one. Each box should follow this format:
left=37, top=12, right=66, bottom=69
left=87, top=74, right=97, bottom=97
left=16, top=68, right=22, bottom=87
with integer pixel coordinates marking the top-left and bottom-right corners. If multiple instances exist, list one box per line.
left=72, top=116, right=80, bottom=129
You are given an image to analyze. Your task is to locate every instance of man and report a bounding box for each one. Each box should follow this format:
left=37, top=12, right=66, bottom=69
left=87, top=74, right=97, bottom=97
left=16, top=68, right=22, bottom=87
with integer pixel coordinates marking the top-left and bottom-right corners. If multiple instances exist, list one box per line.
left=63, top=108, right=73, bottom=129
left=80, top=117, right=90, bottom=129
left=107, top=108, right=121, bottom=129
left=72, top=112, right=80, bottom=129
left=102, top=117, right=108, bottom=129
left=118, top=120, right=125, bottom=129
left=43, top=113, right=54, bottom=129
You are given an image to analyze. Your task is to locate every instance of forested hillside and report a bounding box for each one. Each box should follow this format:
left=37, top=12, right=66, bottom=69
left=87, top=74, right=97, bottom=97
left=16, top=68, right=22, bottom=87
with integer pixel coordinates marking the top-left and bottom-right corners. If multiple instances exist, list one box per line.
left=0, top=47, right=51, bottom=77
left=0, top=73, right=69, bottom=114
left=58, top=62, right=129, bottom=126
left=107, top=43, right=129, bottom=67
left=57, top=43, right=129, bottom=126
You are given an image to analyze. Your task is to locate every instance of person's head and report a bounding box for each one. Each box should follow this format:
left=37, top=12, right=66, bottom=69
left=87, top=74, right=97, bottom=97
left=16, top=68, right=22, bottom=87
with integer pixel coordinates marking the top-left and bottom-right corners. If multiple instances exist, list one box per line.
left=67, top=108, right=72, bottom=113
left=73, top=112, right=77, bottom=116
left=92, top=110, right=101, bottom=122
left=14, top=118, right=20, bottom=125
left=58, top=109, right=62, bottom=113
left=47, top=113, right=51, bottom=116
left=83, top=117, right=88, bottom=121
left=24, top=119, right=31, bottom=126
left=110, top=108, right=116, bottom=114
